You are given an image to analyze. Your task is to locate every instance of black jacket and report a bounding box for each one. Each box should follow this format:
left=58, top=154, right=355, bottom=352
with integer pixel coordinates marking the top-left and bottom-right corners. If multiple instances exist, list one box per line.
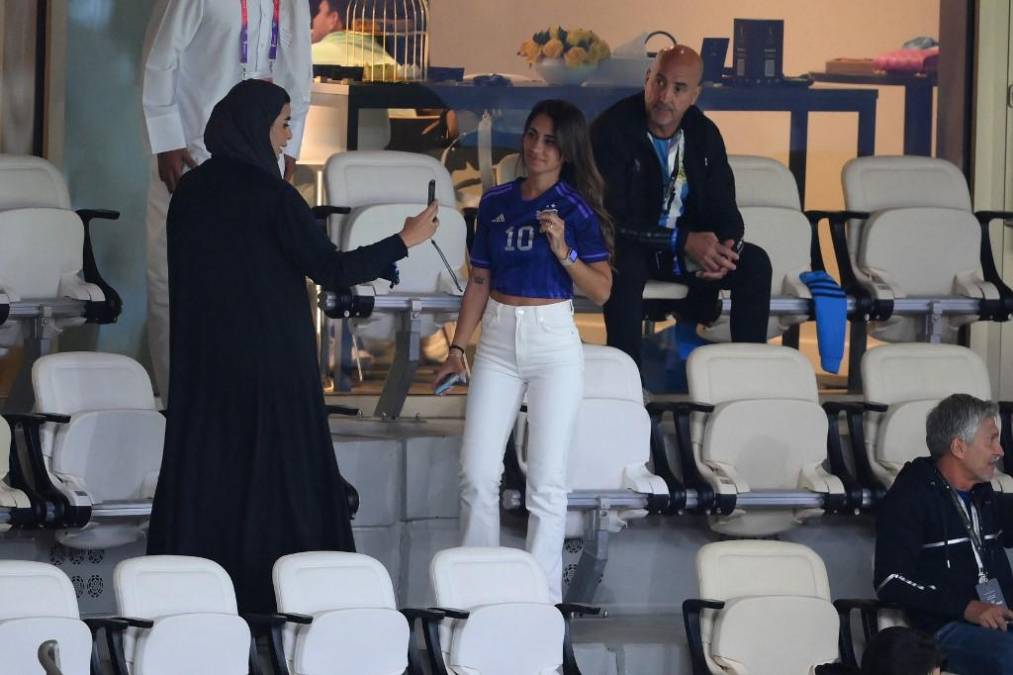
left=874, top=457, right=1013, bottom=634
left=589, top=93, right=744, bottom=253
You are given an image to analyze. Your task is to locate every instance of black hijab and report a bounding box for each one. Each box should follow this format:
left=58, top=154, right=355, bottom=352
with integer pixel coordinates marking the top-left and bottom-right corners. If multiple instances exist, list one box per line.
left=204, top=79, right=290, bottom=177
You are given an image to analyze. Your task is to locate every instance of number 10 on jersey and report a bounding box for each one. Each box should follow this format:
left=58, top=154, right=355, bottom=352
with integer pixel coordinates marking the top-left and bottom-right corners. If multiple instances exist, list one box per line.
left=505, top=225, right=535, bottom=251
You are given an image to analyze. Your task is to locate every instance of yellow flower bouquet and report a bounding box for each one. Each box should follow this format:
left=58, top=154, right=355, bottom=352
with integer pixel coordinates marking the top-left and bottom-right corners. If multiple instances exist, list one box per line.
left=519, top=26, right=610, bottom=85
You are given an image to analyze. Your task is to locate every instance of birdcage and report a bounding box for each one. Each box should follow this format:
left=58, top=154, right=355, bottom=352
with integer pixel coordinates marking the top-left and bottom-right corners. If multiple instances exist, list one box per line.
left=344, top=0, right=430, bottom=82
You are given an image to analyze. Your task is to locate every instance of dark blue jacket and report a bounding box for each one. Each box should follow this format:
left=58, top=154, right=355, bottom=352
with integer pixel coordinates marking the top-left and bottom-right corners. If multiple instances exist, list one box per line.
left=590, top=93, right=744, bottom=254
left=874, top=456, right=1013, bottom=634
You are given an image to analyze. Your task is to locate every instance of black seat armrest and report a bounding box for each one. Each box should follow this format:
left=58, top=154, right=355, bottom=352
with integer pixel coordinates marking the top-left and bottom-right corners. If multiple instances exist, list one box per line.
left=74, top=210, right=123, bottom=325
left=244, top=612, right=301, bottom=675
left=649, top=402, right=726, bottom=515
left=310, top=205, right=351, bottom=220
left=83, top=616, right=130, bottom=636
left=822, top=401, right=888, bottom=502
left=76, top=209, right=120, bottom=224
left=429, top=606, right=470, bottom=620
left=2, top=413, right=83, bottom=527
left=401, top=607, right=449, bottom=674
left=833, top=598, right=903, bottom=667
left=402, top=608, right=463, bottom=675
left=325, top=404, right=361, bottom=417
left=683, top=599, right=726, bottom=675
left=974, top=210, right=1013, bottom=226
left=556, top=603, right=602, bottom=618
left=84, top=616, right=149, bottom=675
left=973, top=212, right=1013, bottom=320
left=557, top=603, right=602, bottom=675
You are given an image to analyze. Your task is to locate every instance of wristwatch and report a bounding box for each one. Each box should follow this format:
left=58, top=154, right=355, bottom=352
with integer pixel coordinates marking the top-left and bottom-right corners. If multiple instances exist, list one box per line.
left=560, top=248, right=578, bottom=266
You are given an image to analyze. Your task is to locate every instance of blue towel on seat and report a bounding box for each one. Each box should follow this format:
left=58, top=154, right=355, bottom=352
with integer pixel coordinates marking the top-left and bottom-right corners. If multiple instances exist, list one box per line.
left=799, top=271, right=847, bottom=374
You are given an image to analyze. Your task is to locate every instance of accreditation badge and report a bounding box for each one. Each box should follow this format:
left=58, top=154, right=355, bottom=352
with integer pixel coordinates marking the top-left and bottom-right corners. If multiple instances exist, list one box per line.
left=976, top=578, right=1008, bottom=607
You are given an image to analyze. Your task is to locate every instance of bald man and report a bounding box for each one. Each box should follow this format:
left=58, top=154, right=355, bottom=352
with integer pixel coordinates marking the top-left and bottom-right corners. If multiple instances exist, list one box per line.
left=591, top=47, right=772, bottom=372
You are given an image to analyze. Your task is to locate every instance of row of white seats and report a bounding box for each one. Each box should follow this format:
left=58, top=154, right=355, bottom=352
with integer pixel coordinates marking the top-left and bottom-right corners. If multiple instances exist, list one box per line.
left=648, top=341, right=1012, bottom=538
left=0, top=155, right=122, bottom=409
left=0, top=546, right=593, bottom=675
left=313, top=150, right=1013, bottom=409
left=2, top=342, right=1006, bottom=606
left=4, top=539, right=916, bottom=675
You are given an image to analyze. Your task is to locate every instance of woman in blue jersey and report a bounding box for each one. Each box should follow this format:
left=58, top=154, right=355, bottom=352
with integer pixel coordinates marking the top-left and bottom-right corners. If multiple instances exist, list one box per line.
left=433, top=99, right=613, bottom=600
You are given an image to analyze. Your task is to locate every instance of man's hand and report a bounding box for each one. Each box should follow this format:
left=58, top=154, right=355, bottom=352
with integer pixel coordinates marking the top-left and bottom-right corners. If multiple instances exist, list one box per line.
left=284, top=155, right=297, bottom=182
left=684, top=232, right=738, bottom=281
left=964, top=600, right=1013, bottom=630
left=156, top=148, right=197, bottom=193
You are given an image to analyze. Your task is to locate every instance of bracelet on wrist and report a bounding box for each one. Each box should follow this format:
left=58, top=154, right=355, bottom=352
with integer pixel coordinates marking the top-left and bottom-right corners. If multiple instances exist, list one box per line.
left=449, top=345, right=466, bottom=358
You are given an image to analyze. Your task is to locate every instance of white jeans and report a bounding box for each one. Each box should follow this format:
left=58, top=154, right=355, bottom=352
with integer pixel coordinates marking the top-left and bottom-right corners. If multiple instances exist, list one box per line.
left=459, top=298, right=584, bottom=601
left=145, top=158, right=171, bottom=403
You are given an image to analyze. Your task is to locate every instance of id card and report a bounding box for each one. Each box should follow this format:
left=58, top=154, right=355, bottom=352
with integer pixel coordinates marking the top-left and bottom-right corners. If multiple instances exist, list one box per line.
left=976, top=578, right=1008, bottom=607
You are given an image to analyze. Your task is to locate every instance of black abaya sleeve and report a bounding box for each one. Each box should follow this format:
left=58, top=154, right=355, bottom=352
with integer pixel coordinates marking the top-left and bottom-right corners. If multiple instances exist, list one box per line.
left=274, top=184, right=409, bottom=290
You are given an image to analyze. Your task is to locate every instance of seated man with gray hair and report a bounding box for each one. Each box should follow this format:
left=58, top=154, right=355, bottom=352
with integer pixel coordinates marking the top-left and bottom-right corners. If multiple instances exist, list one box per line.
left=875, top=393, right=1013, bottom=674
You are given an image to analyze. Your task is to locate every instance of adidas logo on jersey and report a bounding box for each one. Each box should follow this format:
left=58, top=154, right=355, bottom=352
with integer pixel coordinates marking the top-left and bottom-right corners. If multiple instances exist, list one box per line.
left=492, top=213, right=506, bottom=223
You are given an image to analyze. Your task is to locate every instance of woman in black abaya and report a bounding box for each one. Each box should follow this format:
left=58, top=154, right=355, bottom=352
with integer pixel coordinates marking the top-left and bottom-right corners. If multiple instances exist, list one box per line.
left=146, top=79, right=439, bottom=612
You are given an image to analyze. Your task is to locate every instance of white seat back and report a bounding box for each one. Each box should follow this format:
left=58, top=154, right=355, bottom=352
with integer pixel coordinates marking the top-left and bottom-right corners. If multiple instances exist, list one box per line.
left=843, top=156, right=982, bottom=341
left=342, top=204, right=466, bottom=296
left=323, top=150, right=456, bottom=245
left=512, top=346, right=665, bottom=537
left=687, top=345, right=838, bottom=536
left=431, top=547, right=563, bottom=674
left=696, top=541, right=839, bottom=675
left=0, top=155, right=71, bottom=210
left=273, top=552, right=409, bottom=675
left=701, top=156, right=812, bottom=341
left=115, top=556, right=249, bottom=675
left=859, top=207, right=981, bottom=296
left=0, top=561, right=92, bottom=675
left=32, top=353, right=163, bottom=549
left=0, top=208, right=84, bottom=300
left=567, top=345, right=649, bottom=491
left=843, top=156, right=971, bottom=212
left=34, top=352, right=156, bottom=414
left=860, top=344, right=1000, bottom=488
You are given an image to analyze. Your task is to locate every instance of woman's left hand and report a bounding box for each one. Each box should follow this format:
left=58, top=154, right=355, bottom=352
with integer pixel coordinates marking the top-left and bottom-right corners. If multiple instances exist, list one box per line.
left=538, top=211, right=570, bottom=261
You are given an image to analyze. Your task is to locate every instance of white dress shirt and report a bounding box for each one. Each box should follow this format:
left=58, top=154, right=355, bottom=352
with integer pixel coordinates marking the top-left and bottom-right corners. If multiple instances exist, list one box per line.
left=143, top=0, right=312, bottom=163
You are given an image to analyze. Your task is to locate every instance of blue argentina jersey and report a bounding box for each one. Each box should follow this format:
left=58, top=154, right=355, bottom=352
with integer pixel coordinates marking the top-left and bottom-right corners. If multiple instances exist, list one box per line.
left=470, top=179, right=609, bottom=299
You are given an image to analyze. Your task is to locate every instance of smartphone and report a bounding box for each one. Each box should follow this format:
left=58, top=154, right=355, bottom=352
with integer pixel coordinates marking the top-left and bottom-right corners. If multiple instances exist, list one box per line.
left=426, top=179, right=464, bottom=293
left=435, top=372, right=465, bottom=395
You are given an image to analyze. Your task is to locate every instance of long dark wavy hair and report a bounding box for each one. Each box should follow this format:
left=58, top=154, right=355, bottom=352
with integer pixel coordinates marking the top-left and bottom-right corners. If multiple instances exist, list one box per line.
left=521, top=99, right=614, bottom=260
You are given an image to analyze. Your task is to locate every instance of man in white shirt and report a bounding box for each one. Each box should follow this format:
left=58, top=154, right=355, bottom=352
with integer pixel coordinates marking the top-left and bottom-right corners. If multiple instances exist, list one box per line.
left=309, top=0, right=397, bottom=75
left=142, top=0, right=312, bottom=401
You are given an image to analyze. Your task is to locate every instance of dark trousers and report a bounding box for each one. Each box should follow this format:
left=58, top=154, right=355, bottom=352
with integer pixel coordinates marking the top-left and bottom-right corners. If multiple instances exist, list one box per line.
left=603, top=237, right=772, bottom=369
left=936, top=620, right=1013, bottom=674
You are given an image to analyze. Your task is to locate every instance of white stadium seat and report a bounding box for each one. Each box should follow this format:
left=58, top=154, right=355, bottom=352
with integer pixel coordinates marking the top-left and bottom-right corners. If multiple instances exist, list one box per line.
left=271, top=551, right=412, bottom=675
left=429, top=546, right=573, bottom=675
left=684, top=540, right=841, bottom=675
left=699, top=155, right=814, bottom=342
left=321, top=150, right=466, bottom=343
left=31, top=352, right=163, bottom=549
left=0, top=154, right=121, bottom=409
left=858, top=343, right=1012, bottom=491
left=113, top=556, right=252, bottom=675
left=0, top=415, right=33, bottom=531
left=0, top=560, right=93, bottom=675
left=681, top=344, right=845, bottom=536
left=839, top=156, right=1010, bottom=342
left=510, top=345, right=668, bottom=599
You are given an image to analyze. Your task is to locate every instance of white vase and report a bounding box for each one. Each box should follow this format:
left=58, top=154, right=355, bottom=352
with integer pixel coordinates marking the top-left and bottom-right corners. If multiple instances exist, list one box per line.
left=534, top=58, right=598, bottom=86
